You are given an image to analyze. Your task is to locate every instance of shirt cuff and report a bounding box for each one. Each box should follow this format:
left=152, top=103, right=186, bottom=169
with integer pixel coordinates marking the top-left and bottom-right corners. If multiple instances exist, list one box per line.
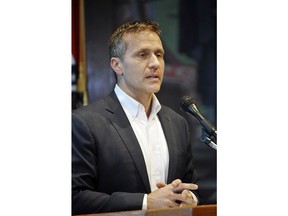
left=142, top=194, right=147, bottom=210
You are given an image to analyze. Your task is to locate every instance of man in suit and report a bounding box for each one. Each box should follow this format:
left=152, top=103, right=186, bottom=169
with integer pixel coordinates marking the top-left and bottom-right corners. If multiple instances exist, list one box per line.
left=72, top=21, right=200, bottom=214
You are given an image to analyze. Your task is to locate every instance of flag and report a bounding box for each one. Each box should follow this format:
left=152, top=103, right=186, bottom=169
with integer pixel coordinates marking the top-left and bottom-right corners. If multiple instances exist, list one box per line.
left=72, top=0, right=88, bottom=109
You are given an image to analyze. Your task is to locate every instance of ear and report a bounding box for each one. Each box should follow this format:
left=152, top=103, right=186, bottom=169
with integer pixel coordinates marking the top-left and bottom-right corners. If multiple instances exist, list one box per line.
left=110, top=57, right=123, bottom=76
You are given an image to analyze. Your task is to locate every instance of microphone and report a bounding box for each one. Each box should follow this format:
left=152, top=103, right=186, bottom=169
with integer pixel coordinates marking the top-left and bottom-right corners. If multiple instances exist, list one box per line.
left=179, top=96, right=217, bottom=138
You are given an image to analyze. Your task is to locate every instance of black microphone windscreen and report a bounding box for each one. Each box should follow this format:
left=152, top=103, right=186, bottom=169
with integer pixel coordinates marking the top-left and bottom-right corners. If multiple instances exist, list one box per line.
left=179, top=96, right=217, bottom=140
left=179, top=96, right=195, bottom=111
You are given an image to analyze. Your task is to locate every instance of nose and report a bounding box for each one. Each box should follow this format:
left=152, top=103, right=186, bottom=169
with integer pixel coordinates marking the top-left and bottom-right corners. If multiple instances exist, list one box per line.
left=148, top=54, right=160, bottom=70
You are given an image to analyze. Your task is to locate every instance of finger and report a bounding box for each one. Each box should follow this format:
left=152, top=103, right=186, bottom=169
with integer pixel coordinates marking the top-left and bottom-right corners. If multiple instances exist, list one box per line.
left=181, top=190, right=197, bottom=207
left=173, top=190, right=196, bottom=206
left=173, top=183, right=198, bottom=193
left=167, top=200, right=181, bottom=208
left=169, top=193, right=187, bottom=203
left=180, top=199, right=197, bottom=208
left=171, top=179, right=182, bottom=187
left=156, top=182, right=167, bottom=189
left=180, top=195, right=198, bottom=207
left=182, top=189, right=192, bottom=201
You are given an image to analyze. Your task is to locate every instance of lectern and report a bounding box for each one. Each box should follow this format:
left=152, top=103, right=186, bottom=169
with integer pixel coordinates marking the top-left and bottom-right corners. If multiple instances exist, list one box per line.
left=76, top=204, right=216, bottom=216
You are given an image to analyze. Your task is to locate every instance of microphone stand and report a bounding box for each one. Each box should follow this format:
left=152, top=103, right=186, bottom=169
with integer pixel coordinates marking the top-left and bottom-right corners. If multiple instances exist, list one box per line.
left=201, top=130, right=217, bottom=150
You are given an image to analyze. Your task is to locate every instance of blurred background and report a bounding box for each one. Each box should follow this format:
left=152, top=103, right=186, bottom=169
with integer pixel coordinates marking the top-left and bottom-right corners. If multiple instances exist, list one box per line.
left=72, top=0, right=216, bottom=205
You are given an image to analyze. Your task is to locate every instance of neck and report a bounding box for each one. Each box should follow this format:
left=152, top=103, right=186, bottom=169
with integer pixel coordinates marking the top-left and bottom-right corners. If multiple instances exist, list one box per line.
left=135, top=94, right=153, bottom=118
left=117, top=84, right=154, bottom=117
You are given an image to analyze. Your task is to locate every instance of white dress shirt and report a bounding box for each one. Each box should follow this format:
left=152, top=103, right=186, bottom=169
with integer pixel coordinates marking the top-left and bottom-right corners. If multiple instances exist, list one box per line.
left=115, top=85, right=169, bottom=191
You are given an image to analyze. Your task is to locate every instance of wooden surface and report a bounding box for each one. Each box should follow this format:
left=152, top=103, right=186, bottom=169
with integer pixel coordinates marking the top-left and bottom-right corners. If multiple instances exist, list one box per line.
left=75, top=204, right=216, bottom=216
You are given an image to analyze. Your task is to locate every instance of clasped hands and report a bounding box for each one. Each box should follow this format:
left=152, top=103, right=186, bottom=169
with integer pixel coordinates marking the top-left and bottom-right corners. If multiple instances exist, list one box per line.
left=147, top=179, right=198, bottom=209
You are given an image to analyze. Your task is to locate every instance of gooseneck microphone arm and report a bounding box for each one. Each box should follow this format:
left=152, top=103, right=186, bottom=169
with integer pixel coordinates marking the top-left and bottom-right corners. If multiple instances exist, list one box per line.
left=179, top=96, right=217, bottom=150
left=201, top=134, right=217, bottom=150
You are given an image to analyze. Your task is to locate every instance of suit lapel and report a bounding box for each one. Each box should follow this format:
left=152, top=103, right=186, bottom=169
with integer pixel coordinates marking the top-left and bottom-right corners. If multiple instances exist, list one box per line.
left=158, top=108, right=178, bottom=184
left=104, top=92, right=151, bottom=193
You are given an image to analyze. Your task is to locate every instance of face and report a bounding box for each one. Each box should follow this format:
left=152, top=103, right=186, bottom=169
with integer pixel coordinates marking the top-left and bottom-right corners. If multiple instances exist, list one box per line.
left=112, top=30, right=165, bottom=100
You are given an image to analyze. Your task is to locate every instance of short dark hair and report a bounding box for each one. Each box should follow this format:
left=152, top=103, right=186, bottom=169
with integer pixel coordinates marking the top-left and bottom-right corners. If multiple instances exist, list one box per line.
left=108, top=20, right=162, bottom=60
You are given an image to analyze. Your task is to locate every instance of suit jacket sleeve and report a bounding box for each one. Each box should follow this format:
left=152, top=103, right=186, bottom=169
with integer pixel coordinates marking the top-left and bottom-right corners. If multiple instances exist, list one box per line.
left=72, top=107, right=145, bottom=214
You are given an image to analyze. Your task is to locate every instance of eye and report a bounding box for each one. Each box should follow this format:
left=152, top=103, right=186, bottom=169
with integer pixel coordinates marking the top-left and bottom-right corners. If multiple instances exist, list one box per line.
left=138, top=52, right=148, bottom=58
left=156, top=52, right=164, bottom=58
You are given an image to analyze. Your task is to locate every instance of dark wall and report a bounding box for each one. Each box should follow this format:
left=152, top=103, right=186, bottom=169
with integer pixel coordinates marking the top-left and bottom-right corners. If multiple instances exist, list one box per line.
left=84, top=0, right=216, bottom=204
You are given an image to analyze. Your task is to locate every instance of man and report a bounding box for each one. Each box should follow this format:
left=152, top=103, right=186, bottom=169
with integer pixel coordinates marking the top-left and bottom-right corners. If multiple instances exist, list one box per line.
left=72, top=21, right=200, bottom=214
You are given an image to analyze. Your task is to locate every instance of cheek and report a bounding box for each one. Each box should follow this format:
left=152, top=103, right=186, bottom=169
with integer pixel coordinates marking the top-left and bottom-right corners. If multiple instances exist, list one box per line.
left=162, top=60, right=165, bottom=67
left=160, top=62, right=165, bottom=76
left=124, top=67, right=142, bottom=83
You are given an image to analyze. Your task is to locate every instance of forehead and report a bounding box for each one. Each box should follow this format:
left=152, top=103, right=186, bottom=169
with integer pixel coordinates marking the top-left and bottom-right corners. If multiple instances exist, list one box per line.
left=123, top=30, right=163, bottom=50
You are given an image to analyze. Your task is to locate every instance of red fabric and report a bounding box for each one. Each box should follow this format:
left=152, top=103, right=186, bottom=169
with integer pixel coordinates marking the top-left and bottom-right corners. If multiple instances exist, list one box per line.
left=72, top=0, right=80, bottom=64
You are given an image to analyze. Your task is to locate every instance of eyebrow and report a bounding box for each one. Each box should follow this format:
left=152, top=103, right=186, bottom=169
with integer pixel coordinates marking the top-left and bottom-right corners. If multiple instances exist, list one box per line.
left=137, top=48, right=165, bottom=54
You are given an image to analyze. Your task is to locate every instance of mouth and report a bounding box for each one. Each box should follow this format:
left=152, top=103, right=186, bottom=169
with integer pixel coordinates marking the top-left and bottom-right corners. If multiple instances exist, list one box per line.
left=146, top=75, right=159, bottom=79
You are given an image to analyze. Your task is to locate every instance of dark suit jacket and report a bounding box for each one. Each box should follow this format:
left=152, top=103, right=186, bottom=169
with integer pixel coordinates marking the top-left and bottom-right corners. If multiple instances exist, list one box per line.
left=72, top=91, right=199, bottom=214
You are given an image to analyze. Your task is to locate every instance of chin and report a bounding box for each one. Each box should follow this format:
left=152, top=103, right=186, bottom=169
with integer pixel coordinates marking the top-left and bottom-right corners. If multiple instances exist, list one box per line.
left=146, top=83, right=161, bottom=94
left=151, top=87, right=161, bottom=94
